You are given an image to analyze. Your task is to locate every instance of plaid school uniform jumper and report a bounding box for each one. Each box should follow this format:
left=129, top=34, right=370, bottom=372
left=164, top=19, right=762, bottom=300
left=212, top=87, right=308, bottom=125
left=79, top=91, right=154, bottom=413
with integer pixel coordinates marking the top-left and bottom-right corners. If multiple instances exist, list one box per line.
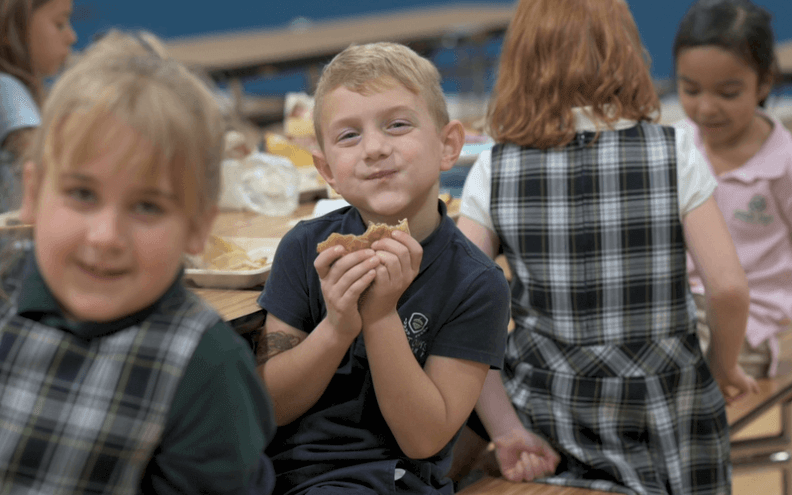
left=491, top=123, right=731, bottom=495
left=0, top=257, right=217, bottom=494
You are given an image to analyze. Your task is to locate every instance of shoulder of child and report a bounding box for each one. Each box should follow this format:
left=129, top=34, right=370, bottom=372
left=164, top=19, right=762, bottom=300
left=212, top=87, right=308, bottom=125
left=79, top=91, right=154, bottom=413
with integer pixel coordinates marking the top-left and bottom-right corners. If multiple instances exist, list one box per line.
left=153, top=317, right=275, bottom=493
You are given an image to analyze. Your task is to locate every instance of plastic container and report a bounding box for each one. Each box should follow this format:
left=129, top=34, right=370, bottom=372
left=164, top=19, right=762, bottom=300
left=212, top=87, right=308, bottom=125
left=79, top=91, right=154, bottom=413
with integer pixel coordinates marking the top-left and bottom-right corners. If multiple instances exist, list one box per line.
left=238, top=152, right=300, bottom=217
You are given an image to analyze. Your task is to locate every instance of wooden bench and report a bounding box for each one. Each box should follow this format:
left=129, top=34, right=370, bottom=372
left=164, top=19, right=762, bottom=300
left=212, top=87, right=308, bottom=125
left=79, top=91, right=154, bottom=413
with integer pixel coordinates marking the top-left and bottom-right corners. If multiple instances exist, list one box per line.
left=457, top=476, right=612, bottom=494
left=726, top=367, right=792, bottom=495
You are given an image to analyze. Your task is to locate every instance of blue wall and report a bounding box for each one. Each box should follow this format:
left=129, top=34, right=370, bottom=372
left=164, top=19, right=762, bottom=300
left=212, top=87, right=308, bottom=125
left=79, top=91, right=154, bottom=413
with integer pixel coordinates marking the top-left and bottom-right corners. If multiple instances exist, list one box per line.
left=71, top=0, right=791, bottom=94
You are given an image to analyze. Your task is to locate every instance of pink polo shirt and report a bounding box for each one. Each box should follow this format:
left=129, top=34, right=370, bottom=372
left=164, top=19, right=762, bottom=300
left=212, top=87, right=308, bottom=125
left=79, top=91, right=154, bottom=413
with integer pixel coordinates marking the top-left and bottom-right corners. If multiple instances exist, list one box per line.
left=681, top=114, right=792, bottom=376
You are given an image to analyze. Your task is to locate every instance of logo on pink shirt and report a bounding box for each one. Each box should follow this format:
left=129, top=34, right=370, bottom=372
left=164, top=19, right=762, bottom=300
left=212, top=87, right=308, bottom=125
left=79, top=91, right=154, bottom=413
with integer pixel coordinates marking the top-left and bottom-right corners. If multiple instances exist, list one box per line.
left=735, top=194, right=773, bottom=226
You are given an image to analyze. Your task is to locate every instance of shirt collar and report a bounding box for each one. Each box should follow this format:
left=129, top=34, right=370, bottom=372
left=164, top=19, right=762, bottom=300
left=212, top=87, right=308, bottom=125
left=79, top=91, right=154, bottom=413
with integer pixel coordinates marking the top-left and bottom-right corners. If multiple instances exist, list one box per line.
left=415, top=200, right=455, bottom=273
left=572, top=106, right=640, bottom=132
left=723, top=112, right=790, bottom=182
left=17, top=253, right=186, bottom=339
left=345, top=200, right=454, bottom=274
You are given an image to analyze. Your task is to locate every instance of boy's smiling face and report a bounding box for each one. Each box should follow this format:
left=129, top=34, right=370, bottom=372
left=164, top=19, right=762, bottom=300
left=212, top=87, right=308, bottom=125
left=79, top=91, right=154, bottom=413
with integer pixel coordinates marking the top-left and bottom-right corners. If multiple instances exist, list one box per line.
left=313, top=80, right=461, bottom=231
left=20, top=122, right=213, bottom=323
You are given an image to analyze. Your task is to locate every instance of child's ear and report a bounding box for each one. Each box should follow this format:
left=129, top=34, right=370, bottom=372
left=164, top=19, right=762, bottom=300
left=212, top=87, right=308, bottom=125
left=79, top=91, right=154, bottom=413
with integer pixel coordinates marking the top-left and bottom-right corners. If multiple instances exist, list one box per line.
left=758, top=77, right=773, bottom=105
left=185, top=205, right=218, bottom=256
left=313, top=149, right=337, bottom=190
left=18, top=161, right=40, bottom=224
left=439, top=120, right=465, bottom=172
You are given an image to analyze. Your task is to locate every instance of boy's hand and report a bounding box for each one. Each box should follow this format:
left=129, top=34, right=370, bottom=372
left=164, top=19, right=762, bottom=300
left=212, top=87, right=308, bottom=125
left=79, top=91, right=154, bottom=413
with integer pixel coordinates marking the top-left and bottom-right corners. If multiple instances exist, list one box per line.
left=709, top=361, right=760, bottom=404
left=314, top=246, right=380, bottom=339
left=492, top=428, right=560, bottom=483
left=361, top=230, right=422, bottom=322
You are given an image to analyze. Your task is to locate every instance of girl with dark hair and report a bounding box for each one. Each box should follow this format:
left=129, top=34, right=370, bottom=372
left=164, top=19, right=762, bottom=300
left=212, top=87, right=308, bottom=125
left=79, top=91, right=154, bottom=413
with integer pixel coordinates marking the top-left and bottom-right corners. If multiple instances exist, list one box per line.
left=674, top=0, right=792, bottom=379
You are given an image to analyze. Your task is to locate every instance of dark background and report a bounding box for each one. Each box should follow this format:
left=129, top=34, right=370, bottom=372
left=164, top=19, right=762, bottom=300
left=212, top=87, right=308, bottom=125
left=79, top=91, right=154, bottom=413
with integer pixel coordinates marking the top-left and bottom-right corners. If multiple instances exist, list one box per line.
left=68, top=0, right=791, bottom=96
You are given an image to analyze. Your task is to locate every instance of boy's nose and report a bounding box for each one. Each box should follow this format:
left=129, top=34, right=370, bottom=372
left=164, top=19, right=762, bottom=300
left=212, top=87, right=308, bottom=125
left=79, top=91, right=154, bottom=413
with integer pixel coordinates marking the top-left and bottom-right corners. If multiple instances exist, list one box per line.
left=362, top=131, right=391, bottom=159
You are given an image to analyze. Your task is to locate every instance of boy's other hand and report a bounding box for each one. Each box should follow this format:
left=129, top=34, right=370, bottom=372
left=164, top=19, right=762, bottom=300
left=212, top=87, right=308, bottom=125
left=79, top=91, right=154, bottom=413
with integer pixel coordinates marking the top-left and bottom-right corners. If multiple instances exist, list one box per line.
left=314, top=246, right=380, bottom=339
left=493, top=428, right=560, bottom=483
left=362, top=230, right=422, bottom=322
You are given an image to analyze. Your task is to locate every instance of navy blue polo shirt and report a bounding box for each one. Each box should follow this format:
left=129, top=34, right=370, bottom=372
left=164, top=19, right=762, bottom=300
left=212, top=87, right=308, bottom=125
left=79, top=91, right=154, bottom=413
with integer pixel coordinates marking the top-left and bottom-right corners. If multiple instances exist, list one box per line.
left=258, top=201, right=510, bottom=494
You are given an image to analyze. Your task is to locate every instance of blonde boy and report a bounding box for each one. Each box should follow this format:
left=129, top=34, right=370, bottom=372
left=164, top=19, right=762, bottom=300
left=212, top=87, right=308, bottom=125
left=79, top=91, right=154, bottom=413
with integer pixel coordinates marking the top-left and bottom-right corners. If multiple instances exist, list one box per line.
left=256, top=42, right=511, bottom=494
left=0, top=31, right=276, bottom=494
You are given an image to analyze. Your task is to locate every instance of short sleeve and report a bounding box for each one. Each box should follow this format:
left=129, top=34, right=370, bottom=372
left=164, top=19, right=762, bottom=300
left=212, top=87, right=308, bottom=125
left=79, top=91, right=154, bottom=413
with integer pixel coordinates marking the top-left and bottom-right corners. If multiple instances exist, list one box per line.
left=0, top=74, right=40, bottom=145
left=674, top=122, right=717, bottom=217
left=429, top=263, right=510, bottom=369
left=141, top=321, right=276, bottom=495
left=459, top=149, right=495, bottom=232
left=257, top=225, right=314, bottom=332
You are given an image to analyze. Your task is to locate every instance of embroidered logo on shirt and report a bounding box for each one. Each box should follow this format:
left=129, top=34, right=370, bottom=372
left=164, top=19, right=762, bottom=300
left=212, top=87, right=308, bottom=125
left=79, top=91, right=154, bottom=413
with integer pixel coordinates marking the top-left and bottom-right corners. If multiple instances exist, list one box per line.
left=403, top=313, right=429, bottom=361
left=734, top=194, right=773, bottom=225
left=407, top=313, right=429, bottom=336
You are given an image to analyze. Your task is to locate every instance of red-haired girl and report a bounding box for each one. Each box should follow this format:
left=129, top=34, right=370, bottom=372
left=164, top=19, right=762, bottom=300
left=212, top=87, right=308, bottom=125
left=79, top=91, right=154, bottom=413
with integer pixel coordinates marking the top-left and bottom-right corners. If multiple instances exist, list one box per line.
left=457, top=0, right=757, bottom=492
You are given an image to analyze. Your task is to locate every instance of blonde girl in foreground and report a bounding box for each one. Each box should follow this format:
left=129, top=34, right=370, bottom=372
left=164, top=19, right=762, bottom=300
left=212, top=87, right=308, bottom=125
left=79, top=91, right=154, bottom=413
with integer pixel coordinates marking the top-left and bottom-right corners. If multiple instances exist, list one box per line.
left=0, top=30, right=276, bottom=494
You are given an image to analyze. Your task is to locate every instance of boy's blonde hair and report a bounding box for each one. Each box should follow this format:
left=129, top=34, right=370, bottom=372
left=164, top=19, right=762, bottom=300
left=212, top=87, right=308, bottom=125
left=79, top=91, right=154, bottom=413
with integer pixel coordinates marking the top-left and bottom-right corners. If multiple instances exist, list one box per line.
left=312, top=42, right=449, bottom=146
left=25, top=29, right=224, bottom=224
left=488, top=0, right=660, bottom=149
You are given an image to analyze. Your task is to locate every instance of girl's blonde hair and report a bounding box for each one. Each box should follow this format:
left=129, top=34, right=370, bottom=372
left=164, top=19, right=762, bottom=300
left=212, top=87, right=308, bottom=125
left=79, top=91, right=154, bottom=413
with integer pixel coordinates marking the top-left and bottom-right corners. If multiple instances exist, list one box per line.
left=25, top=30, right=224, bottom=224
left=0, top=0, right=51, bottom=104
left=312, top=42, right=449, bottom=147
left=488, top=0, right=660, bottom=149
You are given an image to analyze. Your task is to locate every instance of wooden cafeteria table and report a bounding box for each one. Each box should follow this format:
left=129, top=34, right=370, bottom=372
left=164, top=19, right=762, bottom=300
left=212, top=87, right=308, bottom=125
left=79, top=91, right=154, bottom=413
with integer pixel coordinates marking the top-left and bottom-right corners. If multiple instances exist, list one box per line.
left=166, top=5, right=513, bottom=79
left=191, top=202, right=317, bottom=342
left=458, top=477, right=612, bottom=495
left=725, top=365, right=792, bottom=495
left=210, top=201, right=316, bottom=239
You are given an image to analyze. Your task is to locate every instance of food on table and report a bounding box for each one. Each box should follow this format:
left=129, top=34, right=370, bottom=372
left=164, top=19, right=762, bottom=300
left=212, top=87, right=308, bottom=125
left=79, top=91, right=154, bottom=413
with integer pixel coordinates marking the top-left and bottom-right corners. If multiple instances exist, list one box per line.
left=224, top=130, right=253, bottom=160
left=284, top=91, right=315, bottom=138
left=185, top=235, right=268, bottom=271
left=264, top=131, right=316, bottom=168
left=316, top=219, right=410, bottom=253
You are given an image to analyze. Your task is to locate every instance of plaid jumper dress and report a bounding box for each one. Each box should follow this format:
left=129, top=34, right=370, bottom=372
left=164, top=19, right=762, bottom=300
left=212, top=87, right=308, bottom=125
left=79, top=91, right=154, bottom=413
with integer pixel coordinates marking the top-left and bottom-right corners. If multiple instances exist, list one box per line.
left=491, top=123, right=731, bottom=495
left=0, top=257, right=217, bottom=494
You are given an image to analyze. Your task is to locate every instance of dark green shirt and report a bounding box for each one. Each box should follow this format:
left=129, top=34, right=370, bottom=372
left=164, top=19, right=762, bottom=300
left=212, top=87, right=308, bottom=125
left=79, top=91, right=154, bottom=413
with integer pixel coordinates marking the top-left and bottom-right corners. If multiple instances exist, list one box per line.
left=15, top=257, right=276, bottom=494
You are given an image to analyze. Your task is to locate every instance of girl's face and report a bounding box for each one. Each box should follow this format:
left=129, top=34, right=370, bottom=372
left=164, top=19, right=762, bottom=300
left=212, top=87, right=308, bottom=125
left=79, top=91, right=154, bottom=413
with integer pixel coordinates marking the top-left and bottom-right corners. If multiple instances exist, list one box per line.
left=19, top=124, right=214, bottom=323
left=29, top=0, right=77, bottom=78
left=676, top=46, right=771, bottom=148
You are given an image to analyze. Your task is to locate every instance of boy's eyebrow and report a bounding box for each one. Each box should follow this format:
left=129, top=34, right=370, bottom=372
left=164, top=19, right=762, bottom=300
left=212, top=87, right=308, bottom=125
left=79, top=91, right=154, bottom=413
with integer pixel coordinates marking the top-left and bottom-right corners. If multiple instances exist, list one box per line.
left=329, top=105, right=419, bottom=127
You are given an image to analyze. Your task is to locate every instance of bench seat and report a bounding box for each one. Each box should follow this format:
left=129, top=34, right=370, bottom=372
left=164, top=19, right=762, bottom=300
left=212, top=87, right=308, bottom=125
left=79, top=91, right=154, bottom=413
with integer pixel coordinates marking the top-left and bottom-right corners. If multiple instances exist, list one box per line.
left=457, top=476, right=613, bottom=494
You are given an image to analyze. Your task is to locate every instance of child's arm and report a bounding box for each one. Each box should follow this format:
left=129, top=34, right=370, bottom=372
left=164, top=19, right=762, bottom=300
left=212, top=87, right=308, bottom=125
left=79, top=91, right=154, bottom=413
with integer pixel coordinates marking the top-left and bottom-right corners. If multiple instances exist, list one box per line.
left=476, top=370, right=560, bottom=481
left=257, top=247, right=380, bottom=425
left=684, top=196, right=759, bottom=401
left=457, top=216, right=501, bottom=258
left=356, top=230, right=486, bottom=459
left=458, top=217, right=560, bottom=480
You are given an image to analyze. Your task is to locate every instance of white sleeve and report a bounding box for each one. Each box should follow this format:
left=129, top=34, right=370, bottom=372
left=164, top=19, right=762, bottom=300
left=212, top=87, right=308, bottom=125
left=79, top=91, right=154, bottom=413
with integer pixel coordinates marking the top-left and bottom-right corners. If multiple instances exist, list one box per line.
left=674, top=122, right=717, bottom=217
left=459, top=149, right=495, bottom=232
